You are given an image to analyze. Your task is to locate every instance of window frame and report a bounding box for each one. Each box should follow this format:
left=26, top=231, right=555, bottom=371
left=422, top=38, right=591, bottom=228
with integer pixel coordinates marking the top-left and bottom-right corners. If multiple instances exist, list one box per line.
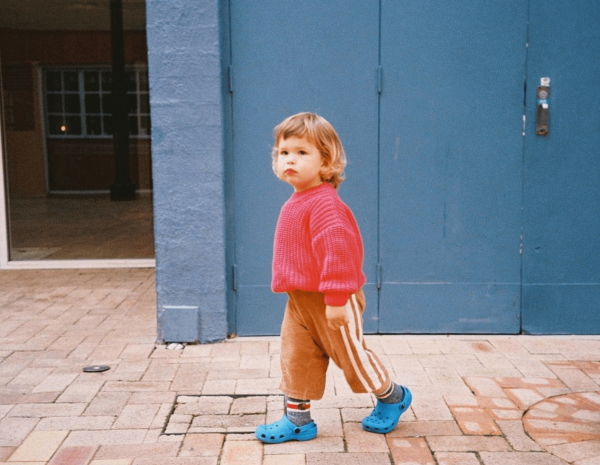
left=43, top=65, right=150, bottom=140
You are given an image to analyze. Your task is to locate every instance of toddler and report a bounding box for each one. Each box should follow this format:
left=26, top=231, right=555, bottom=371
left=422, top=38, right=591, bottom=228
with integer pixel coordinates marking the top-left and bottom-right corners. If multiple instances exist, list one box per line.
left=255, top=112, right=411, bottom=444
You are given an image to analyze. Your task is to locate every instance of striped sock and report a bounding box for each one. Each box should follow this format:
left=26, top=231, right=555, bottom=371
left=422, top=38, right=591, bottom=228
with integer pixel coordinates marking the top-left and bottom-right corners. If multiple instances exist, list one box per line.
left=285, top=397, right=312, bottom=426
left=376, top=382, right=405, bottom=404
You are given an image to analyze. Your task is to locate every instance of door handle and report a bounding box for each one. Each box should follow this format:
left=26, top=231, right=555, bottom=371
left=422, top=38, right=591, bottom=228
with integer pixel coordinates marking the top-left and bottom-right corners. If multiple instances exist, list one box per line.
left=536, top=77, right=550, bottom=136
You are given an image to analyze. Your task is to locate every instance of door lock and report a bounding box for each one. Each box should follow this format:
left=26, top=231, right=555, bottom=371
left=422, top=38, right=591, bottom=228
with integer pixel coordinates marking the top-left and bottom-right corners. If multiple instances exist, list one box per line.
left=536, top=77, right=550, bottom=135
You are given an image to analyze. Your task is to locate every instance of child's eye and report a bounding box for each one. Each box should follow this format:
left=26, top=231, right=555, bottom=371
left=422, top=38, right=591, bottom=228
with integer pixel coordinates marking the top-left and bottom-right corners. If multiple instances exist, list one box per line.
left=299, top=151, right=307, bottom=155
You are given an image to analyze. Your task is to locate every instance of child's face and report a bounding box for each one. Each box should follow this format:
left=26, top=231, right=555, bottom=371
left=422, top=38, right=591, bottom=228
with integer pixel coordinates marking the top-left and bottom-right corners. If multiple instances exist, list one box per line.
left=275, top=136, right=324, bottom=192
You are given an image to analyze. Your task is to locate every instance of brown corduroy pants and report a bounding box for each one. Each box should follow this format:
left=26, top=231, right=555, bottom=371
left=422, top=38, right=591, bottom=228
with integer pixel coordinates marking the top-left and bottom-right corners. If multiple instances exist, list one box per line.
left=279, top=289, right=392, bottom=400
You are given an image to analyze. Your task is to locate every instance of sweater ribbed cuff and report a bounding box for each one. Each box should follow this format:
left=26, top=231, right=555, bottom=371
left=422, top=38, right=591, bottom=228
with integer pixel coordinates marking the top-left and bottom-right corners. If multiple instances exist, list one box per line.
left=324, top=292, right=350, bottom=307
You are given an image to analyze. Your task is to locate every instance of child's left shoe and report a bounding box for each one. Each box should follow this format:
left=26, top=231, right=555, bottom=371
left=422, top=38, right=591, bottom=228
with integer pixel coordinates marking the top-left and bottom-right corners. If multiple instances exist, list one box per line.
left=255, top=415, right=318, bottom=444
left=362, top=386, right=412, bottom=434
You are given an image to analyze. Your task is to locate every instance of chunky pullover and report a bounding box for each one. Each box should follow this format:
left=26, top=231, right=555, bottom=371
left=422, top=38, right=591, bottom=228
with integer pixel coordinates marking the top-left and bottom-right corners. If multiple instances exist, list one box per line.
left=272, top=183, right=366, bottom=306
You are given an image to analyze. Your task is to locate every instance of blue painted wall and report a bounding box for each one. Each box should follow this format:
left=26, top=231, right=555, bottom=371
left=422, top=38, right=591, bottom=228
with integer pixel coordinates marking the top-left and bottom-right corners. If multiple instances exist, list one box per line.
left=146, top=0, right=228, bottom=343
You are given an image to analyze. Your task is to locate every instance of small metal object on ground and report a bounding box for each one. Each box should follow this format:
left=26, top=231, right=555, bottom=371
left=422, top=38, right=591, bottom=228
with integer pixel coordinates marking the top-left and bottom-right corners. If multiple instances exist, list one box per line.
left=82, top=365, right=111, bottom=373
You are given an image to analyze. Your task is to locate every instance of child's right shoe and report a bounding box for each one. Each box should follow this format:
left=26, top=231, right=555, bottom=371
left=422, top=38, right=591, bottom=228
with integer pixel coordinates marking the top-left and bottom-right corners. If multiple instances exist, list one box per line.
left=255, top=415, right=318, bottom=444
left=362, top=386, right=412, bottom=434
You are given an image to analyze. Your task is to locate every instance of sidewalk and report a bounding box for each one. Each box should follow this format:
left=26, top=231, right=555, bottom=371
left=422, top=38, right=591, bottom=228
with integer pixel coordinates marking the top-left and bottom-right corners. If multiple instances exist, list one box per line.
left=1, top=269, right=599, bottom=465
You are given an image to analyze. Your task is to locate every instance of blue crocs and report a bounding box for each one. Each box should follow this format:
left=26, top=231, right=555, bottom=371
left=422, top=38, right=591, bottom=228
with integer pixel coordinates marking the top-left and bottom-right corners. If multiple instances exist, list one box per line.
left=255, top=415, right=318, bottom=444
left=362, top=386, right=412, bottom=434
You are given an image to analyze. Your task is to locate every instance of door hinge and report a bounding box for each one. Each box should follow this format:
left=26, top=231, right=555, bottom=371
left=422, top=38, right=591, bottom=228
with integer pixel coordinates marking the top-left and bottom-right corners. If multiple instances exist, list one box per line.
left=228, top=65, right=234, bottom=93
left=232, top=264, right=237, bottom=291
left=376, top=263, right=383, bottom=289
left=377, top=66, right=383, bottom=94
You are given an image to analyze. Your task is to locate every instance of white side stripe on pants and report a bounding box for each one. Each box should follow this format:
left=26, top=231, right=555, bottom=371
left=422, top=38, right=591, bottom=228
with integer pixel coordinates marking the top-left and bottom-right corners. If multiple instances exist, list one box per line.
left=338, top=295, right=385, bottom=392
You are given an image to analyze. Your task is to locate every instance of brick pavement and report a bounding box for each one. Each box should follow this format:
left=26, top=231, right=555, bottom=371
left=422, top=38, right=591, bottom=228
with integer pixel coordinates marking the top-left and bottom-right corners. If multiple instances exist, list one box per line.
left=1, top=269, right=600, bottom=464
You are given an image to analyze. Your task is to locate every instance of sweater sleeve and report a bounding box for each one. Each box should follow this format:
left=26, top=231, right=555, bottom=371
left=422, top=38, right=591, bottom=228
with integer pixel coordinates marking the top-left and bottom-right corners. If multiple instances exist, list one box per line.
left=312, top=224, right=362, bottom=306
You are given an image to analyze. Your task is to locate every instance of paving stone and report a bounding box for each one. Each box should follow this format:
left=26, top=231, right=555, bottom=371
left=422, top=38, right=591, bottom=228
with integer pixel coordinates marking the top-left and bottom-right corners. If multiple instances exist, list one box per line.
left=411, top=393, right=453, bottom=421
left=103, top=382, right=170, bottom=392
left=475, top=396, right=518, bottom=409
left=479, top=452, right=569, bottom=465
left=129, top=391, right=176, bottom=405
left=175, top=397, right=233, bottom=415
left=170, top=365, right=207, bottom=393
left=84, top=392, right=131, bottom=416
left=230, top=397, right=267, bottom=415
left=387, top=420, right=462, bottom=437
left=48, top=445, right=97, bottom=465
left=497, top=420, right=542, bottom=451
left=56, top=380, right=105, bottom=403
left=164, top=423, right=190, bottom=434
left=450, top=407, right=501, bottom=435
left=149, top=403, right=173, bottom=430
left=573, top=456, right=600, bottom=465
left=343, top=422, right=388, bottom=454
left=387, top=437, right=435, bottom=465
left=263, top=454, right=305, bottom=465
left=264, top=436, right=344, bottom=455
left=190, top=413, right=265, bottom=433
left=314, top=395, right=373, bottom=410
left=0, top=406, right=12, bottom=421
left=202, top=380, right=237, bottom=395
left=63, top=430, right=147, bottom=446
left=488, top=408, right=524, bottom=420
left=143, top=429, right=163, bottom=444
left=547, top=364, right=599, bottom=391
left=235, top=378, right=279, bottom=395
left=302, top=409, right=337, bottom=438
left=220, top=439, right=262, bottom=465
left=119, top=344, right=155, bottom=359
left=495, top=377, right=564, bottom=389
left=181, top=345, right=213, bottom=358
left=141, top=361, right=178, bottom=383
left=0, top=448, right=15, bottom=461
left=340, top=407, right=372, bottom=423
left=93, top=443, right=180, bottom=460
left=9, top=430, right=69, bottom=461
left=179, top=433, right=224, bottom=457
left=90, top=459, right=133, bottom=465
left=464, top=377, right=506, bottom=397
left=546, top=439, right=600, bottom=463
left=239, top=341, right=270, bottom=356
left=113, top=404, right=161, bottom=429
left=506, top=388, right=545, bottom=409
left=239, top=354, right=271, bottom=371
left=0, top=462, right=46, bottom=465
left=428, top=435, right=511, bottom=452
left=133, top=458, right=217, bottom=465
left=435, top=452, right=481, bottom=465
left=36, top=415, right=114, bottom=431
left=8, top=402, right=86, bottom=417
left=210, top=343, right=241, bottom=359
left=107, top=360, right=151, bottom=382
left=8, top=367, right=54, bottom=386
left=0, top=417, right=39, bottom=446
left=31, top=373, right=79, bottom=394
left=306, top=452, right=391, bottom=465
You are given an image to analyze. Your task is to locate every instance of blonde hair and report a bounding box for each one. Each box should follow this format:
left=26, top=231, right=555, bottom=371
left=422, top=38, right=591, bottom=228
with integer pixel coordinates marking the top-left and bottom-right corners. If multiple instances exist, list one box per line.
left=272, top=112, right=347, bottom=189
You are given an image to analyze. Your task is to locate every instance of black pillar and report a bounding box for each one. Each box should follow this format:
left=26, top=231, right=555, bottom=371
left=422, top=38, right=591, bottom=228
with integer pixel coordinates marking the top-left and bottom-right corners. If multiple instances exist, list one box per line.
left=109, top=0, right=136, bottom=201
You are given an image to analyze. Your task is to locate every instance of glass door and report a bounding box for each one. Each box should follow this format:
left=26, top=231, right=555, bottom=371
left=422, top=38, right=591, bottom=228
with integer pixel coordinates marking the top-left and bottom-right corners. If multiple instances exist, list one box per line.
left=0, top=0, right=155, bottom=267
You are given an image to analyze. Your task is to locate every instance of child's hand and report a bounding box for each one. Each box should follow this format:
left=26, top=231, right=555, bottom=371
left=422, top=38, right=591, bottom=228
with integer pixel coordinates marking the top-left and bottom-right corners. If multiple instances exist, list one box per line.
left=326, top=305, right=349, bottom=331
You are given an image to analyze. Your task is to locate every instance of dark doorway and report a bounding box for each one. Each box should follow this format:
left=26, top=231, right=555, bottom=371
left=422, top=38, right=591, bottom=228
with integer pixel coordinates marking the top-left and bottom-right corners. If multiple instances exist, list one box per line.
left=0, top=0, right=154, bottom=261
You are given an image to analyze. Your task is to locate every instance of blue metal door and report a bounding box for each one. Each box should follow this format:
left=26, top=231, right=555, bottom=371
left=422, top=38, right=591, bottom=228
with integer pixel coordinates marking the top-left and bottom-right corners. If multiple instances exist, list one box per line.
left=230, top=1, right=380, bottom=335
left=378, top=1, right=528, bottom=333
left=522, top=2, right=600, bottom=333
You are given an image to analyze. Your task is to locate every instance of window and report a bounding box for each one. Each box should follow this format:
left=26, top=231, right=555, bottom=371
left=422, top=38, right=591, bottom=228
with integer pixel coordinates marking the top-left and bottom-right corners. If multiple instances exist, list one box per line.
left=44, top=67, right=150, bottom=139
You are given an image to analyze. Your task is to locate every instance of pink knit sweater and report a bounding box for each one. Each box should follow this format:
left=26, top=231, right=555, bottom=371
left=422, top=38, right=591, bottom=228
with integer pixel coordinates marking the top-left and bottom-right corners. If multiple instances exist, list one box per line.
left=272, top=183, right=366, bottom=306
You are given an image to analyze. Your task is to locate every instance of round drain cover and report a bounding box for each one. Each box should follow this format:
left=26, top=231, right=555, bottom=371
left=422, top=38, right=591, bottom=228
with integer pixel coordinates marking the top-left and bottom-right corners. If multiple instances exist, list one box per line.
left=83, top=365, right=110, bottom=373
